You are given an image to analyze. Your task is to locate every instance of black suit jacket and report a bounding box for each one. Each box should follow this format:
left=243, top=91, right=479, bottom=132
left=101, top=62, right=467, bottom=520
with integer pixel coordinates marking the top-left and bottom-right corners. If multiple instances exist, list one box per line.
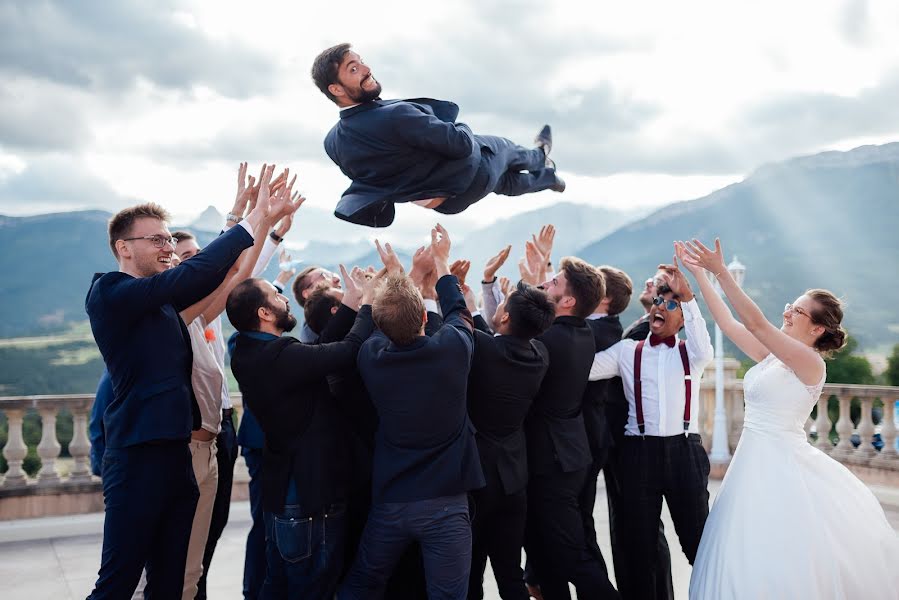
left=582, top=316, right=624, bottom=456
left=229, top=307, right=374, bottom=515
left=358, top=275, right=485, bottom=503
left=526, top=316, right=596, bottom=476
left=325, top=98, right=482, bottom=227
left=468, top=332, right=549, bottom=495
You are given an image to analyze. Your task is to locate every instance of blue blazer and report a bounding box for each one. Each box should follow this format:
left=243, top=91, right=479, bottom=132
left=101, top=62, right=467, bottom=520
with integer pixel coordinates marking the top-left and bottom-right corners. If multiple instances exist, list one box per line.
left=325, top=98, right=482, bottom=227
left=86, top=225, right=254, bottom=448
left=358, top=275, right=485, bottom=504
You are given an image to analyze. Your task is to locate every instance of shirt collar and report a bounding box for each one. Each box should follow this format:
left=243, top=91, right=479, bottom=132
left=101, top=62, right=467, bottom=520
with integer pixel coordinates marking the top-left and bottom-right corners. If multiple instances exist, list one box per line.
left=241, top=331, right=279, bottom=341
left=586, top=312, right=607, bottom=320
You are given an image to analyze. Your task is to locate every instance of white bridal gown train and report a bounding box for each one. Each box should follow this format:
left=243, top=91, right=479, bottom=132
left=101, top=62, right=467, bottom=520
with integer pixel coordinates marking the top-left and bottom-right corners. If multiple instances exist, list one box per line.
left=689, top=354, right=899, bottom=599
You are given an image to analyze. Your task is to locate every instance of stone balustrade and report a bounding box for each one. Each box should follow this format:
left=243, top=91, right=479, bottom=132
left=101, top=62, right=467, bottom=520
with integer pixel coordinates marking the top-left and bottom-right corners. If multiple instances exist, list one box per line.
left=1, top=383, right=898, bottom=517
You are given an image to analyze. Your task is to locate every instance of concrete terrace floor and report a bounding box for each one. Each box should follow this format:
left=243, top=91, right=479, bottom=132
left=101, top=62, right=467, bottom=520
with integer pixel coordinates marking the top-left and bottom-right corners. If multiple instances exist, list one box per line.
left=2, top=478, right=898, bottom=600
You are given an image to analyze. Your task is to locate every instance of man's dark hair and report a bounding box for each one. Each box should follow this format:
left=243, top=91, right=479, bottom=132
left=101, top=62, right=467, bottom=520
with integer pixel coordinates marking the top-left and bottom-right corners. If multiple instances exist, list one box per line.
left=292, top=266, right=323, bottom=308
left=304, top=285, right=341, bottom=335
left=311, top=43, right=352, bottom=103
left=598, top=265, right=633, bottom=316
left=506, top=282, right=556, bottom=339
left=108, top=202, right=171, bottom=258
left=559, top=256, right=605, bottom=319
left=226, top=278, right=268, bottom=332
left=657, top=283, right=680, bottom=300
left=171, top=230, right=196, bottom=243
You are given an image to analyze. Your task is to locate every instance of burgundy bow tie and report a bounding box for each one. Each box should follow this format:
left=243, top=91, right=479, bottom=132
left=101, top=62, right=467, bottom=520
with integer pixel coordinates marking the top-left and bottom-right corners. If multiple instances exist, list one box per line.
left=649, top=334, right=676, bottom=348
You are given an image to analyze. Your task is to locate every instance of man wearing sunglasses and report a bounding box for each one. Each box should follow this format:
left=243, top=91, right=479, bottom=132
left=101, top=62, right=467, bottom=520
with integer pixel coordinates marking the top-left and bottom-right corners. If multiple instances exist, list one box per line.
left=85, top=197, right=267, bottom=600
left=587, top=261, right=714, bottom=600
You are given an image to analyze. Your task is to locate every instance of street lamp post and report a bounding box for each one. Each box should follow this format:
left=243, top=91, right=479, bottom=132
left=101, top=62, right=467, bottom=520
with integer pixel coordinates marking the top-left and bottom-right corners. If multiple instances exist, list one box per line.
left=707, top=256, right=746, bottom=464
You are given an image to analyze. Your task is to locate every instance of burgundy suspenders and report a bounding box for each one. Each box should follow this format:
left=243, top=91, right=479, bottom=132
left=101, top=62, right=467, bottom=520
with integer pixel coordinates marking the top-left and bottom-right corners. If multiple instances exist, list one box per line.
left=633, top=339, right=692, bottom=435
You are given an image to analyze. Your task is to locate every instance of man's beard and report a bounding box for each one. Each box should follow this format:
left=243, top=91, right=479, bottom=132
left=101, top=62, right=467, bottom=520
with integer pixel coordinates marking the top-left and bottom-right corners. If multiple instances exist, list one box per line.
left=348, top=77, right=382, bottom=104
left=269, top=304, right=297, bottom=332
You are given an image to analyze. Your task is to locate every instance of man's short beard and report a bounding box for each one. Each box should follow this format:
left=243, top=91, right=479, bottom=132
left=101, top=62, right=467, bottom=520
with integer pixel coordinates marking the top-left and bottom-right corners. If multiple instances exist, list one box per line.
left=349, top=81, right=382, bottom=104
left=276, top=312, right=297, bottom=332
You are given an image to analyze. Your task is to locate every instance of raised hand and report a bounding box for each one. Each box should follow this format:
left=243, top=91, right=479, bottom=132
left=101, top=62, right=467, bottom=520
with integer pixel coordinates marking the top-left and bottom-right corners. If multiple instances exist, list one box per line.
left=657, top=252, right=694, bottom=302
left=243, top=164, right=275, bottom=232
left=269, top=175, right=301, bottom=223
left=361, top=267, right=387, bottom=305
left=229, top=162, right=257, bottom=222
left=409, top=246, right=435, bottom=288
left=483, top=244, right=512, bottom=282
left=339, top=264, right=363, bottom=309
left=375, top=239, right=404, bottom=274
left=525, top=240, right=547, bottom=284
left=430, top=223, right=451, bottom=263
left=450, top=259, right=471, bottom=286
left=683, top=238, right=728, bottom=277
left=518, top=257, right=538, bottom=286
left=532, top=224, right=555, bottom=261
left=499, top=276, right=512, bottom=297
left=461, top=282, right=478, bottom=313
left=675, top=241, right=704, bottom=276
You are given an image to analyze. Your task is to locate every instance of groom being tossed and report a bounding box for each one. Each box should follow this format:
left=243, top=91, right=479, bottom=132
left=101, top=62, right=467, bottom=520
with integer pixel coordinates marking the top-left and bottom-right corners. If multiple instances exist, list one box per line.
left=588, top=258, right=714, bottom=599
left=312, top=43, right=565, bottom=228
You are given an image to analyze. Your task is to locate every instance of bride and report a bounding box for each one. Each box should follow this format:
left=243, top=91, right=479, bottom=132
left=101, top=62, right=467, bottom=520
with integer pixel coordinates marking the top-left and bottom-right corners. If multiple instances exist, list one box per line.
left=676, top=238, right=899, bottom=599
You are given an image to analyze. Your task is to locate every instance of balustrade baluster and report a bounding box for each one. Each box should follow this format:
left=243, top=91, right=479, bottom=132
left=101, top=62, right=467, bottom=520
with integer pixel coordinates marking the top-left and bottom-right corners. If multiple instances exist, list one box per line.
left=832, top=394, right=855, bottom=459
left=68, top=404, right=92, bottom=481
left=856, top=397, right=877, bottom=459
left=2, top=408, right=28, bottom=486
left=814, top=395, right=832, bottom=452
left=36, top=406, right=61, bottom=484
left=872, top=397, right=898, bottom=466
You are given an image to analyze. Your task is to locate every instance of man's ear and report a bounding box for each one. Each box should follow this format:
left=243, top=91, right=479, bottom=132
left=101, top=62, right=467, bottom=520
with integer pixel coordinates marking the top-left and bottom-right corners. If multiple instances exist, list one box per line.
left=115, top=240, right=131, bottom=260
left=257, top=306, right=272, bottom=324
left=328, top=83, right=345, bottom=99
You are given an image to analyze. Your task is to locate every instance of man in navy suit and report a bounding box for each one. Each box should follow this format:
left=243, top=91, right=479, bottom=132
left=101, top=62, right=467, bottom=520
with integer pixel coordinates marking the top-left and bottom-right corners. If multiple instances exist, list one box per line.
left=85, top=195, right=268, bottom=599
left=312, top=43, right=565, bottom=227
left=339, top=225, right=485, bottom=600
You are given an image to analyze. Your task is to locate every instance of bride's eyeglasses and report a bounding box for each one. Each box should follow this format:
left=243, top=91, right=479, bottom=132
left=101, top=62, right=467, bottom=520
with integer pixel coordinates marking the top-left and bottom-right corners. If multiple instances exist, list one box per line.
left=784, top=303, right=814, bottom=321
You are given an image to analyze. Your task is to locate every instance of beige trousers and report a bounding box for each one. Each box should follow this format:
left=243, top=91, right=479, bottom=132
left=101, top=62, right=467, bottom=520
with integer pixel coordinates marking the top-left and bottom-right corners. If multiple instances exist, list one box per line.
left=182, top=438, right=219, bottom=600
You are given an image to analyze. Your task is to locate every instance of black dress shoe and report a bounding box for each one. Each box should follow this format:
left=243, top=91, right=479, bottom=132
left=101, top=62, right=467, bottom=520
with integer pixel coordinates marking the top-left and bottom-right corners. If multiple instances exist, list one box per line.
left=534, top=124, right=552, bottom=157
left=550, top=173, right=565, bottom=193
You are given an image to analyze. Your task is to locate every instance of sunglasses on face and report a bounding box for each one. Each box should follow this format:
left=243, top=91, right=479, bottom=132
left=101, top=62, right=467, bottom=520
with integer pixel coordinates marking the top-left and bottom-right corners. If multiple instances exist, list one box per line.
left=652, top=296, right=680, bottom=311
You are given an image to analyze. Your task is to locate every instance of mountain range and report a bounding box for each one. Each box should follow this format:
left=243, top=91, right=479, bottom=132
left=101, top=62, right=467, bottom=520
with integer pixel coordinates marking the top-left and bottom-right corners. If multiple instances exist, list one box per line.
left=0, top=143, right=897, bottom=350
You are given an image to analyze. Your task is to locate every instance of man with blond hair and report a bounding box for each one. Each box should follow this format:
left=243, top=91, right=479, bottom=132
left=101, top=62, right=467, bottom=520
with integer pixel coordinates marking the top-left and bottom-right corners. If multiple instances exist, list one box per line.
left=339, top=225, right=484, bottom=600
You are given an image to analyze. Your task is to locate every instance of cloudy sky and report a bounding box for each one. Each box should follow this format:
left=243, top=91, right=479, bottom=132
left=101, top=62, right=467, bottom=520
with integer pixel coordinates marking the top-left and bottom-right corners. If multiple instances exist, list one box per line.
left=2, top=0, right=898, bottom=242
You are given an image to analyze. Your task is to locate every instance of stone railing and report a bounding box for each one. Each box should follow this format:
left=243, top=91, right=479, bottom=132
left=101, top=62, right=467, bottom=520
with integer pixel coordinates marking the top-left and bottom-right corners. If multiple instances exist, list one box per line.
left=1, top=383, right=898, bottom=516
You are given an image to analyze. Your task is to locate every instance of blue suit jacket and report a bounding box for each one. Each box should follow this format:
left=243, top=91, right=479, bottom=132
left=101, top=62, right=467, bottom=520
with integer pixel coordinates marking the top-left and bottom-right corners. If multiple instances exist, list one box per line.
left=358, top=275, right=485, bottom=504
left=325, top=98, right=482, bottom=227
left=85, top=225, right=254, bottom=448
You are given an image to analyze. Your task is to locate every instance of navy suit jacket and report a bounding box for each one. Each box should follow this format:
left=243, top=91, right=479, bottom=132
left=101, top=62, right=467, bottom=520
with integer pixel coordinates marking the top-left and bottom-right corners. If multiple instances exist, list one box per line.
left=86, top=225, right=253, bottom=448
left=358, top=275, right=485, bottom=503
left=325, top=98, right=482, bottom=227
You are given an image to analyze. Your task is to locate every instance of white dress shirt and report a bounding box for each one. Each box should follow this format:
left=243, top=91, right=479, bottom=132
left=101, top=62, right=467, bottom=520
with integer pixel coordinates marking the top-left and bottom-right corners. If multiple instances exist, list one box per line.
left=588, top=299, right=713, bottom=437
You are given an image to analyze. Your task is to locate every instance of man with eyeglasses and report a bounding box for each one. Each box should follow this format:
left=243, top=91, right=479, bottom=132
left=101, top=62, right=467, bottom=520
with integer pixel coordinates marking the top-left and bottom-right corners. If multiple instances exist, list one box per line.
left=85, top=192, right=270, bottom=599
left=587, top=260, right=714, bottom=600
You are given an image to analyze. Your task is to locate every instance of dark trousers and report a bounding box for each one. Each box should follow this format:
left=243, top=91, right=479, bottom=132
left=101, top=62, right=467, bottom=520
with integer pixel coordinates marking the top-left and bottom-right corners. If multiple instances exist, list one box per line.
left=435, top=135, right=557, bottom=215
left=615, top=434, right=709, bottom=600
left=196, top=412, right=238, bottom=599
left=261, top=503, right=347, bottom=599
left=88, top=442, right=199, bottom=600
left=604, top=454, right=674, bottom=600
left=468, top=485, right=529, bottom=600
left=339, top=494, right=472, bottom=600
left=243, top=447, right=266, bottom=600
left=525, top=468, right=620, bottom=600
left=578, top=446, right=611, bottom=569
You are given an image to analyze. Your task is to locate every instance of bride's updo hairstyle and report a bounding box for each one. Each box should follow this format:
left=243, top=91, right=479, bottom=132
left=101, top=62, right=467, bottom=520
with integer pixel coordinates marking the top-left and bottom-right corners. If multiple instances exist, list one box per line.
left=806, top=289, right=848, bottom=354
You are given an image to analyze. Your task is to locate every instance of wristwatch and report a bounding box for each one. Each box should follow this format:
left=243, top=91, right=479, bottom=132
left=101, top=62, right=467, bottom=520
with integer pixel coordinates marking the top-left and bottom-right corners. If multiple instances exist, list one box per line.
left=226, top=213, right=242, bottom=223
left=269, top=231, right=283, bottom=243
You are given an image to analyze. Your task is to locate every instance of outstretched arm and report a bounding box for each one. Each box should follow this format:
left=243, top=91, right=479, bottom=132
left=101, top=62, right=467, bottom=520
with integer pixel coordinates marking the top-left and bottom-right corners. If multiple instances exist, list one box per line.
left=392, top=103, right=475, bottom=159
left=682, top=238, right=823, bottom=385
left=675, top=242, right=769, bottom=362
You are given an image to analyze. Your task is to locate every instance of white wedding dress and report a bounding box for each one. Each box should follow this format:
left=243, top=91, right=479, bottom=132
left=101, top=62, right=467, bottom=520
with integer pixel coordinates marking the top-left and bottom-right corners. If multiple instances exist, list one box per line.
left=689, top=354, right=899, bottom=599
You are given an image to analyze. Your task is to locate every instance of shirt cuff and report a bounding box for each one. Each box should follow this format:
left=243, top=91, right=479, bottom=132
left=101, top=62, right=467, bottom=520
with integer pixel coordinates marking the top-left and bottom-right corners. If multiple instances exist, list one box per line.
left=423, top=299, right=439, bottom=314
left=472, top=310, right=481, bottom=317
left=272, top=280, right=284, bottom=293
left=682, top=298, right=701, bottom=321
left=237, top=219, right=254, bottom=237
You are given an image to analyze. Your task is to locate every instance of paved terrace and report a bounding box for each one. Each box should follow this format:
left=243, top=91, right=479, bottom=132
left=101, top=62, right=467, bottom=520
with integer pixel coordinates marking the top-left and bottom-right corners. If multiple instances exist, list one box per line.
left=2, top=479, right=898, bottom=600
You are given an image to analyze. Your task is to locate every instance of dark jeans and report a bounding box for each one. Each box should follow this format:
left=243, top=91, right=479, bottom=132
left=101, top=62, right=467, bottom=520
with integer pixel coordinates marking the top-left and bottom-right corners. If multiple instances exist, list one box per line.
left=88, top=442, right=199, bottom=600
left=243, top=447, right=266, bottom=600
left=196, top=411, right=238, bottom=599
left=579, top=446, right=611, bottom=569
left=339, top=494, right=472, bottom=600
left=468, top=485, right=529, bottom=600
left=615, top=434, right=709, bottom=600
left=525, top=468, right=620, bottom=600
left=605, top=450, right=675, bottom=600
left=435, top=135, right=557, bottom=215
left=261, top=503, right=347, bottom=600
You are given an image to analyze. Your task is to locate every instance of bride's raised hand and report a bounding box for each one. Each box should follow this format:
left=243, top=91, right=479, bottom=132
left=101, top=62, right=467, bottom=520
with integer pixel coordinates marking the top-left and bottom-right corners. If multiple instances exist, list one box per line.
left=684, top=238, right=728, bottom=277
